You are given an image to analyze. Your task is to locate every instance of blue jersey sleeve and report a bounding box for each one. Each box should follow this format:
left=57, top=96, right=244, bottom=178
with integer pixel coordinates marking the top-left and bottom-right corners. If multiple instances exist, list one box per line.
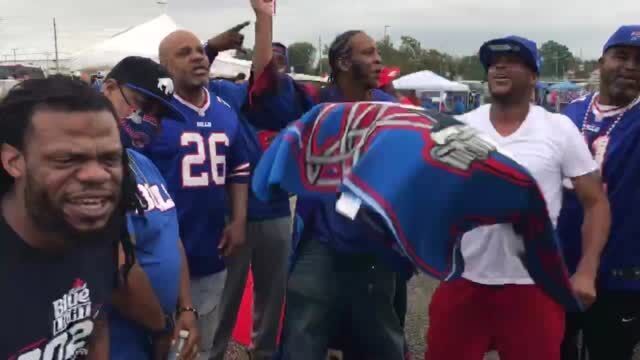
left=209, top=80, right=248, bottom=112
left=227, top=124, right=251, bottom=184
left=562, top=95, right=591, bottom=127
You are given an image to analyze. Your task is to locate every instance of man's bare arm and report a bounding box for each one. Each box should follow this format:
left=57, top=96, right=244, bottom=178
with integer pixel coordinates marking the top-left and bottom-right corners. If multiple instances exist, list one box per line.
left=219, top=183, right=248, bottom=257
left=570, top=170, right=611, bottom=306
left=251, top=0, right=274, bottom=78
left=112, top=244, right=166, bottom=332
left=572, top=171, right=611, bottom=276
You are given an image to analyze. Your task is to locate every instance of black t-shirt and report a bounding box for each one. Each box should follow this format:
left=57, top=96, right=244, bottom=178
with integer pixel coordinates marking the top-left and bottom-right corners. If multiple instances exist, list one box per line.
left=0, top=216, right=116, bottom=359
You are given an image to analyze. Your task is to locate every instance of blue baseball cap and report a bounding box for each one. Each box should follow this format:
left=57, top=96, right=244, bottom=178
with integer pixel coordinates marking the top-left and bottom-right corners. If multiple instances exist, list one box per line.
left=603, top=25, right=640, bottom=54
left=479, top=36, right=541, bottom=74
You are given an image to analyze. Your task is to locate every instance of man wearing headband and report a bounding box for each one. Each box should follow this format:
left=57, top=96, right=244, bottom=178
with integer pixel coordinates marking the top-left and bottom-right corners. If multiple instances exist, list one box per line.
left=426, top=36, right=610, bottom=360
left=559, top=25, right=640, bottom=360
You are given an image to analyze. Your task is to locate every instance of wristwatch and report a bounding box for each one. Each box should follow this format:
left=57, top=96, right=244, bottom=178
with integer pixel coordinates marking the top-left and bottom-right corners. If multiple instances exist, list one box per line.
left=177, top=306, right=200, bottom=320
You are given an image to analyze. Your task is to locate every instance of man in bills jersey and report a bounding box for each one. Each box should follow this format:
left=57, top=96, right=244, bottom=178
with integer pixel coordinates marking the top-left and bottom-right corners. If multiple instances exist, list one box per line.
left=559, top=25, right=640, bottom=360
left=149, top=18, right=259, bottom=359
left=426, top=36, right=610, bottom=360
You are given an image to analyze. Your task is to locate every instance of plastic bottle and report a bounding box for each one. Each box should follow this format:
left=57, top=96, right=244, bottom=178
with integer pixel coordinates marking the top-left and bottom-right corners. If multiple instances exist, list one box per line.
left=167, top=330, right=189, bottom=360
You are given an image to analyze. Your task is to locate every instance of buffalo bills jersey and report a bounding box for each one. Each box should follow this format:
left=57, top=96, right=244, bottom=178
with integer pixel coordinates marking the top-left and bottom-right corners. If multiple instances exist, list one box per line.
left=146, top=86, right=250, bottom=277
left=558, top=94, right=640, bottom=291
left=109, top=149, right=182, bottom=359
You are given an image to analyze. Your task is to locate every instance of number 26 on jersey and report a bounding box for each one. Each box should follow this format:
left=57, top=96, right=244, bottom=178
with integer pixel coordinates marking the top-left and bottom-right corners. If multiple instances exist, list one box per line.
left=181, top=132, right=229, bottom=187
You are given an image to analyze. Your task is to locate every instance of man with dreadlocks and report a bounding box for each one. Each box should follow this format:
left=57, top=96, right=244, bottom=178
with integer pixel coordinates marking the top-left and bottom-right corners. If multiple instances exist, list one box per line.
left=0, top=76, right=134, bottom=359
left=244, top=6, right=411, bottom=359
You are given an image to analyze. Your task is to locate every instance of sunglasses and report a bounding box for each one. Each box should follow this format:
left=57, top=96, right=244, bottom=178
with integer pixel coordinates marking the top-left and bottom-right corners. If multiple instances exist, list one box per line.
left=119, top=85, right=157, bottom=115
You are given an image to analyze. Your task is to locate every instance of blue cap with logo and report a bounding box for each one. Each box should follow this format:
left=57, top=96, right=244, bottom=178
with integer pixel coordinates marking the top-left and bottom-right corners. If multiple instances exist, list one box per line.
left=603, top=25, right=640, bottom=54
left=479, top=35, right=541, bottom=74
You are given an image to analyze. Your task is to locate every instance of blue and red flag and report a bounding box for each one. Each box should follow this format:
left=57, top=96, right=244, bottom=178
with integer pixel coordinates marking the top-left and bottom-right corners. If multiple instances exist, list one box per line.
left=253, top=101, right=580, bottom=310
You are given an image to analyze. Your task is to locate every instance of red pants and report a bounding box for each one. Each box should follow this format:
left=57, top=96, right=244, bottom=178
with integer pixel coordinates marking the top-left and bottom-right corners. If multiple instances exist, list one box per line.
left=426, top=278, right=565, bottom=360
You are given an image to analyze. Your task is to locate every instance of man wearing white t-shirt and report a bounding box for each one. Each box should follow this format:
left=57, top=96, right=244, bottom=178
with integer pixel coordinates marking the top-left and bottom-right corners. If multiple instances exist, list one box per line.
left=425, top=36, right=611, bottom=360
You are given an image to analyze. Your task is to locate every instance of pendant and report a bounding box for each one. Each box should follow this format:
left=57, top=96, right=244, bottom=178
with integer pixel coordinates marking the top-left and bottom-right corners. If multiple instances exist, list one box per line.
left=593, top=135, right=610, bottom=168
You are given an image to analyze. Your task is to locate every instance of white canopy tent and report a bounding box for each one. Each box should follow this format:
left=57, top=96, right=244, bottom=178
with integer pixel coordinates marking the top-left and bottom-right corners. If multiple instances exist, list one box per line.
left=393, top=70, right=470, bottom=92
left=70, top=14, right=251, bottom=78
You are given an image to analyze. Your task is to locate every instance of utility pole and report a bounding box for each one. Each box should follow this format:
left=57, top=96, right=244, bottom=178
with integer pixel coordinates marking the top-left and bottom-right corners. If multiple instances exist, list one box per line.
left=384, top=25, right=391, bottom=42
left=11, top=48, right=18, bottom=63
left=53, top=18, right=60, bottom=73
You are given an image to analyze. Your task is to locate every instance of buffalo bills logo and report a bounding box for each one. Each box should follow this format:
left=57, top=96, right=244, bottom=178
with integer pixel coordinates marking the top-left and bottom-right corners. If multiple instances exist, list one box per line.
left=300, top=102, right=496, bottom=188
left=157, top=77, right=174, bottom=96
left=303, top=103, right=432, bottom=187
left=430, top=124, right=495, bottom=171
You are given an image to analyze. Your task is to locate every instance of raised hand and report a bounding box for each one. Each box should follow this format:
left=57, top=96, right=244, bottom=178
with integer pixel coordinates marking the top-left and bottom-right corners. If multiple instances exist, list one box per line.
left=206, top=21, right=250, bottom=52
left=251, top=0, right=274, bottom=17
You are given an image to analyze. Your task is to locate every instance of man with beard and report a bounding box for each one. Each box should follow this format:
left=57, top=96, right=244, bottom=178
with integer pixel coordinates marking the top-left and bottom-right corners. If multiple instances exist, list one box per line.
left=0, top=76, right=131, bottom=359
left=100, top=57, right=199, bottom=360
left=559, top=25, right=640, bottom=360
left=425, top=36, right=610, bottom=360
left=245, top=5, right=413, bottom=359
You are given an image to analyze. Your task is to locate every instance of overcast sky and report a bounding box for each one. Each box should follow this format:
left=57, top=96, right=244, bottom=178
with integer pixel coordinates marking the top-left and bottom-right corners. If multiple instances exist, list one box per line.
left=0, top=0, right=638, bottom=62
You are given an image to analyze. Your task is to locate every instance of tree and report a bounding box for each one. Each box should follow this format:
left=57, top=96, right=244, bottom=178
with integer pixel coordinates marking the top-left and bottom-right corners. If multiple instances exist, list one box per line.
left=399, top=36, right=422, bottom=60
left=457, top=55, right=485, bottom=81
left=287, top=42, right=316, bottom=74
left=377, top=39, right=403, bottom=70
left=538, top=41, right=575, bottom=79
left=573, top=58, right=599, bottom=79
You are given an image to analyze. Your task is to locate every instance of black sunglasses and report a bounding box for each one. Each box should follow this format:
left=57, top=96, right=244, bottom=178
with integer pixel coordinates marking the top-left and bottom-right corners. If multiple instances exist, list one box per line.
left=119, top=85, right=156, bottom=115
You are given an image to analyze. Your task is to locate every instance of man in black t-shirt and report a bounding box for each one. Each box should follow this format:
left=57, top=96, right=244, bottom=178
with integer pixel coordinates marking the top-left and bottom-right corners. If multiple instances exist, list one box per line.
left=0, top=76, right=131, bottom=359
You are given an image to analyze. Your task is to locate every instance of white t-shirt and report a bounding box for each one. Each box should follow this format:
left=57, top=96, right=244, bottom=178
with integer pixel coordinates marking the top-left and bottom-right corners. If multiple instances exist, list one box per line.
left=457, top=104, right=598, bottom=285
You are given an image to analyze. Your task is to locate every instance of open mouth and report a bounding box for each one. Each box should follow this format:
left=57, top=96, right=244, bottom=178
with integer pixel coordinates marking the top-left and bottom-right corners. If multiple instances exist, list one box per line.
left=192, top=66, right=209, bottom=76
left=66, top=194, right=114, bottom=220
